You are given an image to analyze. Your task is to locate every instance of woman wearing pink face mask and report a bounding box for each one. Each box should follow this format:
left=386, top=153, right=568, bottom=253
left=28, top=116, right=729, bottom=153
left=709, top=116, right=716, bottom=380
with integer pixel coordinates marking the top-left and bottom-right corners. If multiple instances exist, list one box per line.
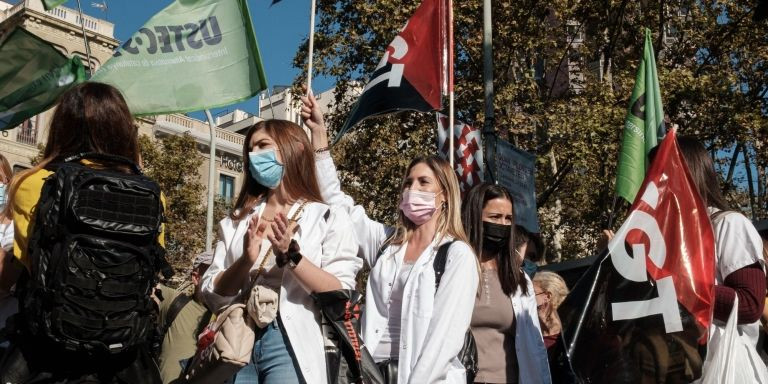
left=302, top=94, right=479, bottom=384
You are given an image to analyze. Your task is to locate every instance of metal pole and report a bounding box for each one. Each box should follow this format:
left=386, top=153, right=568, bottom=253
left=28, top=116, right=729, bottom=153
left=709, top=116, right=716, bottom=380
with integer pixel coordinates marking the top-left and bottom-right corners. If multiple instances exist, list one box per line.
left=306, top=0, right=317, bottom=94
left=74, top=0, right=94, bottom=73
left=481, top=0, right=495, bottom=183
left=204, top=110, right=217, bottom=252
left=448, top=0, right=454, bottom=169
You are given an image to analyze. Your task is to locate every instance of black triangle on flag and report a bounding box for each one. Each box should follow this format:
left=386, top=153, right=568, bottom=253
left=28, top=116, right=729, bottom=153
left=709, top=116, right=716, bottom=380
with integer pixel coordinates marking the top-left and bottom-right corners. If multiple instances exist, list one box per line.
left=336, top=62, right=435, bottom=140
left=334, top=0, right=447, bottom=142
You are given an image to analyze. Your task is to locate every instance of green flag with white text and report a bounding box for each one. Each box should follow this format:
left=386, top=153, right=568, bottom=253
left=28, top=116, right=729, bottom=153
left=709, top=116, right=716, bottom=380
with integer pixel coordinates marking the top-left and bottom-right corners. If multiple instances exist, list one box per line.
left=43, top=0, right=68, bottom=11
left=615, top=28, right=665, bottom=203
left=91, top=0, right=268, bottom=116
left=0, top=28, right=86, bottom=130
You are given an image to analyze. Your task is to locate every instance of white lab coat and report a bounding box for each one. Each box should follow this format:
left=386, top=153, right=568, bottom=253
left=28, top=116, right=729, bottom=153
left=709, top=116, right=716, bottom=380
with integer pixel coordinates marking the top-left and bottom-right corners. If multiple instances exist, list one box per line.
left=201, top=199, right=363, bottom=384
left=316, top=152, right=479, bottom=383
left=706, top=208, right=767, bottom=382
left=508, top=274, right=552, bottom=384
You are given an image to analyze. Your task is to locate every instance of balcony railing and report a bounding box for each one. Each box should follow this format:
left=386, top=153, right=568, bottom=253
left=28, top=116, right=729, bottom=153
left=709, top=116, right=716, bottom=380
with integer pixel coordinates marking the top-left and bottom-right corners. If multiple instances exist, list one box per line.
left=3, top=0, right=116, bottom=37
left=154, top=114, right=245, bottom=149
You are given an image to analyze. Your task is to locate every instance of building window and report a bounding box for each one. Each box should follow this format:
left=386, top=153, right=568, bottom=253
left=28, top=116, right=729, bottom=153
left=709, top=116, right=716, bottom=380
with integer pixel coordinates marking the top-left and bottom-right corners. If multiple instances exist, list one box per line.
left=219, top=174, right=235, bottom=202
left=17, top=117, right=37, bottom=146
left=566, top=23, right=584, bottom=44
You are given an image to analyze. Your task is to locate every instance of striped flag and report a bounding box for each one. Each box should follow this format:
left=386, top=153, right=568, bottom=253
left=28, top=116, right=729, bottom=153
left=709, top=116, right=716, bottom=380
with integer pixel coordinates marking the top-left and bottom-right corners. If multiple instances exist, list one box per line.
left=436, top=113, right=484, bottom=193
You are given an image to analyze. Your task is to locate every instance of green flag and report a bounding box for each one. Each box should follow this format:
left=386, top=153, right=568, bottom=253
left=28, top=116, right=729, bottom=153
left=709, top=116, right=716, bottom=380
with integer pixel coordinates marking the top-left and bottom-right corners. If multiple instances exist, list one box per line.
left=615, top=28, right=665, bottom=203
left=91, top=0, right=268, bottom=116
left=0, top=28, right=86, bottom=130
left=43, top=0, right=68, bottom=10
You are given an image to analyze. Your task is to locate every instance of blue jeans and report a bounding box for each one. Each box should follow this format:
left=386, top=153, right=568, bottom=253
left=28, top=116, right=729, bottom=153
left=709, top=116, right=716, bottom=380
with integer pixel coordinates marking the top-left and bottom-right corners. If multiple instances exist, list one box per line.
left=231, top=320, right=302, bottom=384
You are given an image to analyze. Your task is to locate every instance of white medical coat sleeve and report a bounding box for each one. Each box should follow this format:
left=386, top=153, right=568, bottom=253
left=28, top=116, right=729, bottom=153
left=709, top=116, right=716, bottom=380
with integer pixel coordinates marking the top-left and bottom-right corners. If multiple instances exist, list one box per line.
left=409, top=241, right=479, bottom=383
left=315, top=151, right=393, bottom=267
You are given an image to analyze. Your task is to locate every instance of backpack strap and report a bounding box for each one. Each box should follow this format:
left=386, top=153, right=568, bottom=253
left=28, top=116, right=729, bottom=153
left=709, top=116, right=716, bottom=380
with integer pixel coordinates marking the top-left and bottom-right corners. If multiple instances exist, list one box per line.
left=163, top=293, right=192, bottom=336
left=433, top=241, right=457, bottom=291
left=196, top=310, right=213, bottom=336
left=372, top=236, right=394, bottom=266
left=64, top=152, right=143, bottom=175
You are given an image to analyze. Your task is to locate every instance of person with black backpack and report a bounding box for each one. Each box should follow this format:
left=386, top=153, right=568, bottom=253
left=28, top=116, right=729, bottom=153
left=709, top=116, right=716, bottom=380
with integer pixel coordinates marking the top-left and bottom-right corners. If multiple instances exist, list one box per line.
left=156, top=251, right=213, bottom=383
left=0, top=82, right=170, bottom=383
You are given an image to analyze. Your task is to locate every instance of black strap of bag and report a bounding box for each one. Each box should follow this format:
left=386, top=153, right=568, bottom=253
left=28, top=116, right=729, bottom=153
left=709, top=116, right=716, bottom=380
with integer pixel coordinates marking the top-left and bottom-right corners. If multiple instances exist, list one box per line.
left=432, top=241, right=455, bottom=290
left=162, top=294, right=192, bottom=337
left=432, top=241, right=479, bottom=382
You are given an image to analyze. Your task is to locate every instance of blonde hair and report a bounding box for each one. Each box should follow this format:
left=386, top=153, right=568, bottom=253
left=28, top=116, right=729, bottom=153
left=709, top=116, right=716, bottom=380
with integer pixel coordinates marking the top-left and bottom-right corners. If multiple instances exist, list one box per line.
left=390, top=156, right=469, bottom=245
left=533, top=271, right=569, bottom=309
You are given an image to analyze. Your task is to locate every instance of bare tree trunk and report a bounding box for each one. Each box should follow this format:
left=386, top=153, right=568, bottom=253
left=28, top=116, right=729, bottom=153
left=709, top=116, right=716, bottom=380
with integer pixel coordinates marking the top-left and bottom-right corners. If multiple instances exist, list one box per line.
left=548, top=150, right=563, bottom=263
left=757, top=162, right=766, bottom=218
left=744, top=144, right=756, bottom=219
left=725, top=143, right=742, bottom=189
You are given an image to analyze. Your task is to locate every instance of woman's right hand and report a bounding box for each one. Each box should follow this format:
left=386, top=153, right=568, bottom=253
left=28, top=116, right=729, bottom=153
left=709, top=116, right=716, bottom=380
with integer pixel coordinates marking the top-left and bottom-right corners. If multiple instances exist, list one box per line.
left=244, top=215, right=267, bottom=263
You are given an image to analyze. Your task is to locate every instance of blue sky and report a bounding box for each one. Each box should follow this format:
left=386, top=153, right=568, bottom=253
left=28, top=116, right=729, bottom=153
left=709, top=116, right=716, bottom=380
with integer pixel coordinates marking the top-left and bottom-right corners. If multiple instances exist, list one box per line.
left=73, top=0, right=334, bottom=119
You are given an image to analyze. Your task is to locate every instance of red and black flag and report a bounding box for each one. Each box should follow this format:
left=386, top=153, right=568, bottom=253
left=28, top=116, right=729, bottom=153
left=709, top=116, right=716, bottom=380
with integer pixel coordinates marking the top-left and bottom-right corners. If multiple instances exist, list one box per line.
left=335, top=0, right=449, bottom=140
left=557, top=128, right=715, bottom=383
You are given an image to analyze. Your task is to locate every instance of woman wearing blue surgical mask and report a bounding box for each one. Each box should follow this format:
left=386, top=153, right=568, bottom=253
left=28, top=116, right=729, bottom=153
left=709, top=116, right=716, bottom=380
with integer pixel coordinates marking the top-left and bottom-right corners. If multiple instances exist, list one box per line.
left=200, top=119, right=362, bottom=384
left=302, top=93, right=479, bottom=383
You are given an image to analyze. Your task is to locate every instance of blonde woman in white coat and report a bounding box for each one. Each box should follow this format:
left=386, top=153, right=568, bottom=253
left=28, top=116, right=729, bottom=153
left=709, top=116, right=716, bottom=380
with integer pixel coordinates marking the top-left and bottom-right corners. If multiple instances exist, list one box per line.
left=200, top=119, right=362, bottom=384
left=302, top=93, right=479, bottom=384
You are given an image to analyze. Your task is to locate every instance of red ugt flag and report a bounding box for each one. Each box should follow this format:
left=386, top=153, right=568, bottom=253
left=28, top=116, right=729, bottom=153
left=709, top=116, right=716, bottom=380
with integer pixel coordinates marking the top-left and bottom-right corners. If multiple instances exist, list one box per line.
left=436, top=113, right=484, bottom=193
left=609, top=128, right=715, bottom=335
left=336, top=0, right=448, bottom=140
left=559, top=128, right=715, bottom=382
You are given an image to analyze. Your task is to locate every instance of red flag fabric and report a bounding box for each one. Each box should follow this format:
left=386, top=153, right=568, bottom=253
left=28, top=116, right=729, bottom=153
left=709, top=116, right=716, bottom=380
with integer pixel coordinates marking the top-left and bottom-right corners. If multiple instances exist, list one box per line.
left=557, top=128, right=715, bottom=382
left=436, top=113, right=484, bottom=193
left=336, top=0, right=447, bottom=139
left=609, top=128, right=715, bottom=335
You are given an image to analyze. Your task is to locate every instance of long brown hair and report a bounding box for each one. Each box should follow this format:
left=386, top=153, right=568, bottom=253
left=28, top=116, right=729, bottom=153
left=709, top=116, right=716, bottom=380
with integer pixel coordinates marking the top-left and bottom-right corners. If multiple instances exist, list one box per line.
left=648, top=136, right=729, bottom=210
left=676, top=136, right=729, bottom=210
left=231, top=119, right=323, bottom=220
left=4, top=82, right=139, bottom=216
left=389, top=156, right=469, bottom=245
left=0, top=154, right=11, bottom=220
left=0, top=154, right=11, bottom=184
left=462, top=183, right=527, bottom=295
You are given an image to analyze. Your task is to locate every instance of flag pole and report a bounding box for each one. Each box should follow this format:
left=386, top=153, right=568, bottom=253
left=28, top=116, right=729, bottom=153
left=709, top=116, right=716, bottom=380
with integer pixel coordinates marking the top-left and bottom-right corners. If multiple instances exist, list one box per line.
left=204, top=109, right=217, bottom=252
left=74, top=0, right=94, bottom=73
left=447, top=0, right=454, bottom=169
left=306, top=0, right=317, bottom=95
left=481, top=0, right=495, bottom=183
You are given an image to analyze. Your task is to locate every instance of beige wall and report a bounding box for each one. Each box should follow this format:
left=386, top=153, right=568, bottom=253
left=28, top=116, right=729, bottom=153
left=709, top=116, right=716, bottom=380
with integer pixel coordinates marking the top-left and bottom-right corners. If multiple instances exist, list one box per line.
left=136, top=115, right=248, bottom=203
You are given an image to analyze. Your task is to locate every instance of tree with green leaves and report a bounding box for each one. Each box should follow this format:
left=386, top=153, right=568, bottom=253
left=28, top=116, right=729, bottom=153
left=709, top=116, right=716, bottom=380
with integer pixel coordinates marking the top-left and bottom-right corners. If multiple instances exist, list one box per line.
left=294, top=0, right=767, bottom=261
left=138, top=134, right=208, bottom=284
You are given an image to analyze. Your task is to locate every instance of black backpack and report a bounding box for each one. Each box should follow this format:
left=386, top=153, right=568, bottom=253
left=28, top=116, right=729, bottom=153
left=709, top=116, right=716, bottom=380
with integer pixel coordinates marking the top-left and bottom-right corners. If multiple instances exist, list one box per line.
left=21, top=152, right=171, bottom=354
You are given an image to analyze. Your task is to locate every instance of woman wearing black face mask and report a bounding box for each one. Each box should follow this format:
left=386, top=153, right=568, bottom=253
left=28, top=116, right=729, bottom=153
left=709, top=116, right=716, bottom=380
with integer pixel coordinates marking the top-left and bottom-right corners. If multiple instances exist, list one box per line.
left=461, top=183, right=551, bottom=384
